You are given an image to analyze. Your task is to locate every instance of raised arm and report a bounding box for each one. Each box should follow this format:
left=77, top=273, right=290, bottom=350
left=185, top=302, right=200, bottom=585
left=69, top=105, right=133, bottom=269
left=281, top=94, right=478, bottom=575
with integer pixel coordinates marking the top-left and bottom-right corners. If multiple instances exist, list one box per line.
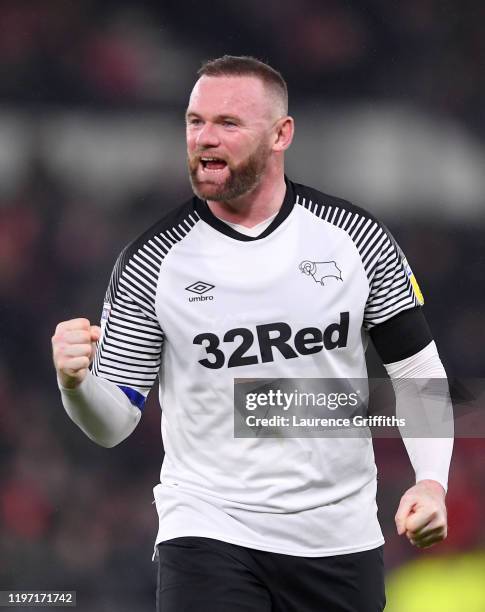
left=52, top=317, right=142, bottom=447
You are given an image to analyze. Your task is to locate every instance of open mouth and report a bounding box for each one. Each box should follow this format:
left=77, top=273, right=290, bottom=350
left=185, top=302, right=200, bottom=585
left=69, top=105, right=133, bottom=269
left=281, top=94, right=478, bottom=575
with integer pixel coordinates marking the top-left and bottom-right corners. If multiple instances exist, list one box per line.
left=200, top=157, right=228, bottom=171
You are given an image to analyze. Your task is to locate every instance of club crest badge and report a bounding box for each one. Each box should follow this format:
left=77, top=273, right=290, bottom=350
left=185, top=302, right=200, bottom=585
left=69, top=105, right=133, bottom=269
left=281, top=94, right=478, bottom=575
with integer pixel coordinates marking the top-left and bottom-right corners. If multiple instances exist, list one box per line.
left=299, top=260, right=343, bottom=286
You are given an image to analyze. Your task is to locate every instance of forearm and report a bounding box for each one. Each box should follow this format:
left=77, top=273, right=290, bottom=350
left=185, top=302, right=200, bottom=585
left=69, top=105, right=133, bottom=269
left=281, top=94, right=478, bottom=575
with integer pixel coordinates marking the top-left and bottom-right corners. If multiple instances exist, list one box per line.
left=385, top=341, right=454, bottom=491
left=58, top=370, right=142, bottom=448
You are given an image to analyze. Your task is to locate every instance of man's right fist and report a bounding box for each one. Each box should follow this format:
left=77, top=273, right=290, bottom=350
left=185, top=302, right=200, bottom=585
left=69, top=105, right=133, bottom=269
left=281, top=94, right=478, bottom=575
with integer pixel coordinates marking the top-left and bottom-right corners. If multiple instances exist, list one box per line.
left=52, top=318, right=101, bottom=389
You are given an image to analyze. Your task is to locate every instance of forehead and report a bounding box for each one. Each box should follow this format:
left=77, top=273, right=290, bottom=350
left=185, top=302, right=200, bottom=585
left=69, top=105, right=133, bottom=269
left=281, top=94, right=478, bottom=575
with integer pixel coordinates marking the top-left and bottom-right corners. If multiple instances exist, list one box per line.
left=188, top=75, right=272, bottom=120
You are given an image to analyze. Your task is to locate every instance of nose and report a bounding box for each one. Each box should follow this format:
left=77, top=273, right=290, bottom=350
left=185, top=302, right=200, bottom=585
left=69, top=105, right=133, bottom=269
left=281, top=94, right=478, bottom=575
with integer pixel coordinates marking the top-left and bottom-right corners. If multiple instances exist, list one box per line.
left=196, top=122, right=220, bottom=148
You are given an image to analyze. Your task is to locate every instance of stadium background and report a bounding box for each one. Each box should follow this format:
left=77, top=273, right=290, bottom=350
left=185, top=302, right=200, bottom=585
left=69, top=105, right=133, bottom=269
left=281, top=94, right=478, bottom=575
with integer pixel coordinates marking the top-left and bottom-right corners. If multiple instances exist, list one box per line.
left=0, top=1, right=484, bottom=610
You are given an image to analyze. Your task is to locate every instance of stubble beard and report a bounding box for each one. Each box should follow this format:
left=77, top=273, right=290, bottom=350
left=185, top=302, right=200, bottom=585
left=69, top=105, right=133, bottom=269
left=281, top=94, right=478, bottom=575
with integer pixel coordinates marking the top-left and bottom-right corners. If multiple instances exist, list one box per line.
left=188, top=140, right=270, bottom=202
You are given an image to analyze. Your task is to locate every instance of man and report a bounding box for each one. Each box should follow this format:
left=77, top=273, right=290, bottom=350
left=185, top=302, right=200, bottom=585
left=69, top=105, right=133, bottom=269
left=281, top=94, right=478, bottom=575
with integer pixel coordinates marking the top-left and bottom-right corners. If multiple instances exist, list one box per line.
left=52, top=56, right=453, bottom=611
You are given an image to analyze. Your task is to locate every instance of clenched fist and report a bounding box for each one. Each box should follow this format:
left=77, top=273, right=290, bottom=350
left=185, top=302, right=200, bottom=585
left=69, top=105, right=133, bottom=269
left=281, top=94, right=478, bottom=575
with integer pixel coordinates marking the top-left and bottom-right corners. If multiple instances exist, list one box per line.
left=52, top=318, right=101, bottom=389
left=395, top=479, right=447, bottom=548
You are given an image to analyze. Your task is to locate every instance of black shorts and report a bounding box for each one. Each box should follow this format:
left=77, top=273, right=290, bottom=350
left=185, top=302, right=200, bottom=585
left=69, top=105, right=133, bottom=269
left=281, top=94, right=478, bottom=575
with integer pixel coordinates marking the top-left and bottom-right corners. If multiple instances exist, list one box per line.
left=156, top=537, right=385, bottom=612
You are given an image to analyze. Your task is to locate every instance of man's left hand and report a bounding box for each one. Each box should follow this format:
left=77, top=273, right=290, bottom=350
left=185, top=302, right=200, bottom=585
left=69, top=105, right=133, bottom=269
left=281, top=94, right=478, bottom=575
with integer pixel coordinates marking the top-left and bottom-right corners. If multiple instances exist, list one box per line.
left=395, top=479, right=447, bottom=548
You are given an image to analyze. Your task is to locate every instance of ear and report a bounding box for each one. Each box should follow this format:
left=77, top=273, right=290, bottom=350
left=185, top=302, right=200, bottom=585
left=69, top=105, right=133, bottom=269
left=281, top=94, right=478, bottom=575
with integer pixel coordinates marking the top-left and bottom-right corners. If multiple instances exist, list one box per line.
left=272, top=116, right=294, bottom=152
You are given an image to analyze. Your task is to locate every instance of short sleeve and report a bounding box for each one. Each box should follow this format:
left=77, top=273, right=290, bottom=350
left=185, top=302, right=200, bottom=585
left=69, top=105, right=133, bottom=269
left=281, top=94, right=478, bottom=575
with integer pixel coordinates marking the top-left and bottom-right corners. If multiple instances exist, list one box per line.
left=91, top=247, right=164, bottom=410
left=363, top=227, right=424, bottom=330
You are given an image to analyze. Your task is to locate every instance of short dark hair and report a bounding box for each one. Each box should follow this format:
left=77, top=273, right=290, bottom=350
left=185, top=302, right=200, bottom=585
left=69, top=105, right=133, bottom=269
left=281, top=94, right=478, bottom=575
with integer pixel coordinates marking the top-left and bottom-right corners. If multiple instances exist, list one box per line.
left=197, top=55, right=288, bottom=114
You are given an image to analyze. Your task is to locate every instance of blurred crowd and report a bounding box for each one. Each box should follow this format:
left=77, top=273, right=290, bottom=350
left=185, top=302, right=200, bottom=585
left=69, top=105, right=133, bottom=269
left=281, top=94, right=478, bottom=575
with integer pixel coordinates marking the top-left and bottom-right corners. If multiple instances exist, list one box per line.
left=0, top=1, right=484, bottom=611
left=0, top=0, right=484, bottom=133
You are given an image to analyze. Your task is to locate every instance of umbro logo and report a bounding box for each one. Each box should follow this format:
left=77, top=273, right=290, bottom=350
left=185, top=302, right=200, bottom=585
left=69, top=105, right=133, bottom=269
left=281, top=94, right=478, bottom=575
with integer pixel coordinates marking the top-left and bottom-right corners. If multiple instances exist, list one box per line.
left=186, top=281, right=215, bottom=302
left=186, top=281, right=215, bottom=295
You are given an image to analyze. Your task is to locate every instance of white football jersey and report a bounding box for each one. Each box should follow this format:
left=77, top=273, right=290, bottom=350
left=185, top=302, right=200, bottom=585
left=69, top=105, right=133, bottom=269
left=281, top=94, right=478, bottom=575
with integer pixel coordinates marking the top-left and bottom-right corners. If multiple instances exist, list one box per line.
left=92, top=179, right=422, bottom=557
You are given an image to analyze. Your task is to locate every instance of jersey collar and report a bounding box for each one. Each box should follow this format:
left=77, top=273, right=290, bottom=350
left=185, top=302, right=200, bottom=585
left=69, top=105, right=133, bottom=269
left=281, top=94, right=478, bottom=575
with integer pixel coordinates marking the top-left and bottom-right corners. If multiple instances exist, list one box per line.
left=193, top=177, right=296, bottom=242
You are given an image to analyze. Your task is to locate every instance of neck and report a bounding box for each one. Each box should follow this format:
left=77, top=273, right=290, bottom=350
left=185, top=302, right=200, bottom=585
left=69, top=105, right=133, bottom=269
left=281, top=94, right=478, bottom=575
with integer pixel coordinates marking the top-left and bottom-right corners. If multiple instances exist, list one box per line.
left=206, top=170, right=286, bottom=229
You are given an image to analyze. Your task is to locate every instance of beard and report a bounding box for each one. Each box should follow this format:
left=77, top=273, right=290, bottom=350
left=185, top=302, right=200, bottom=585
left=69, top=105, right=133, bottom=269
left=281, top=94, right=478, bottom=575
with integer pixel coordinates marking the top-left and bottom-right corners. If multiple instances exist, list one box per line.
left=188, top=139, right=270, bottom=201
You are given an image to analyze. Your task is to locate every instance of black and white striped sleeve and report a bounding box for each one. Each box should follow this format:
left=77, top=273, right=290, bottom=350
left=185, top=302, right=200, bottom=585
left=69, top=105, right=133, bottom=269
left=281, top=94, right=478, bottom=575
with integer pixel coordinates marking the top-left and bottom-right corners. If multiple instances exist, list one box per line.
left=363, top=225, right=424, bottom=330
left=91, top=244, right=164, bottom=411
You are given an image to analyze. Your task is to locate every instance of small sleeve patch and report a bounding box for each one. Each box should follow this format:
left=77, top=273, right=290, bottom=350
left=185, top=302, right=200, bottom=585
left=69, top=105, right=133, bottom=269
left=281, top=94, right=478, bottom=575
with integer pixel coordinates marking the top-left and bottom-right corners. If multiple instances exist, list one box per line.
left=100, top=302, right=111, bottom=339
left=402, top=258, right=424, bottom=305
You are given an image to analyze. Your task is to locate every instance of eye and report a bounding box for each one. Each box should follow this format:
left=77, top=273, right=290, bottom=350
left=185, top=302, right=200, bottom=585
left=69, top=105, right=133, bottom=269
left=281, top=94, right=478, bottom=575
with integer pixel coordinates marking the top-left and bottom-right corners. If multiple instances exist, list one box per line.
left=187, top=117, right=202, bottom=127
left=222, top=120, right=237, bottom=128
